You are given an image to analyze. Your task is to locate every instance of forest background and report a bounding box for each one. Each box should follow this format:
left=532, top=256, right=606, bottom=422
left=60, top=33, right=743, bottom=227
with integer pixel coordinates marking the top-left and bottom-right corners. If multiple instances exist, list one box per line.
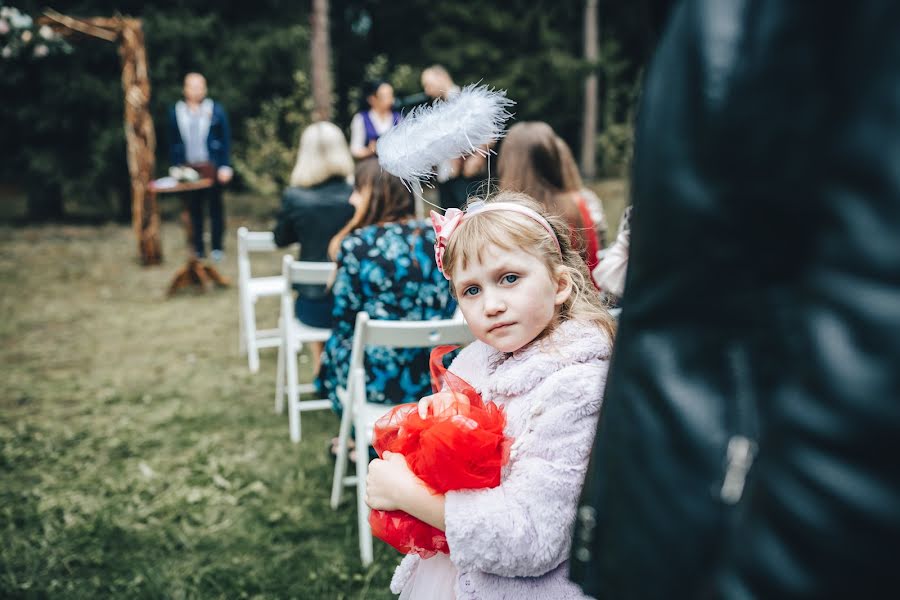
left=0, top=0, right=671, bottom=222
left=2, top=2, right=674, bottom=597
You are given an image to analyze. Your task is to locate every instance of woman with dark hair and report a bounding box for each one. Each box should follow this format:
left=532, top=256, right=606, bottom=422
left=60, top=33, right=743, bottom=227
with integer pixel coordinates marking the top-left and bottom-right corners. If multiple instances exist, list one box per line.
left=317, top=158, right=457, bottom=421
left=556, top=135, right=608, bottom=249
left=349, top=80, right=401, bottom=159
left=498, top=121, right=602, bottom=274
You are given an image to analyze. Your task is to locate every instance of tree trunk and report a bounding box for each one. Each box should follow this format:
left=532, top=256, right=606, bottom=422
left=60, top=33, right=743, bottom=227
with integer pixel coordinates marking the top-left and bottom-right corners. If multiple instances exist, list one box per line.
left=119, top=19, right=160, bottom=265
left=39, top=11, right=159, bottom=261
left=311, top=0, right=333, bottom=121
left=580, top=0, right=599, bottom=181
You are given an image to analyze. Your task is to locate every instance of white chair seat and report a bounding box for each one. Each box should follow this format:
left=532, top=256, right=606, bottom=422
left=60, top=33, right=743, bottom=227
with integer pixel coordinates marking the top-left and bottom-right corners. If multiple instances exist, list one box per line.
left=290, top=318, right=332, bottom=343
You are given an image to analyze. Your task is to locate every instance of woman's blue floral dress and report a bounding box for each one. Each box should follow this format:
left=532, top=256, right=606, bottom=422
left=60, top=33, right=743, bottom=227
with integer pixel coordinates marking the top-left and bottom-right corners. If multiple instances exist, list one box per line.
left=316, top=220, right=457, bottom=411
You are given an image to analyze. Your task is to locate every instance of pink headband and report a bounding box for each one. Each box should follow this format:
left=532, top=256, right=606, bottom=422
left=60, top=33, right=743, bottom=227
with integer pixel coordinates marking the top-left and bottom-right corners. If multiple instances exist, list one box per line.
left=430, top=201, right=562, bottom=280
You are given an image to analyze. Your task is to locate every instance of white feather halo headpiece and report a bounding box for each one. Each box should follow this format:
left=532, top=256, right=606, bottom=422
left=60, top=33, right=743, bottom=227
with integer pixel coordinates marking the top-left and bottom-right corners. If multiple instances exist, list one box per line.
left=376, top=83, right=515, bottom=189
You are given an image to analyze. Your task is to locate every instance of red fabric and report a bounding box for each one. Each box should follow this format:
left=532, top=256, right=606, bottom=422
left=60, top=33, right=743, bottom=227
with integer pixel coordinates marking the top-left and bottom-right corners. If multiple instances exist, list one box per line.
left=572, top=194, right=602, bottom=281
left=369, top=345, right=511, bottom=558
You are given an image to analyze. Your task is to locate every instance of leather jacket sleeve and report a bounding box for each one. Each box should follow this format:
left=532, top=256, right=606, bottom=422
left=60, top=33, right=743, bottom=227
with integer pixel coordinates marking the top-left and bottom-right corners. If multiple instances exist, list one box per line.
left=571, top=2, right=900, bottom=598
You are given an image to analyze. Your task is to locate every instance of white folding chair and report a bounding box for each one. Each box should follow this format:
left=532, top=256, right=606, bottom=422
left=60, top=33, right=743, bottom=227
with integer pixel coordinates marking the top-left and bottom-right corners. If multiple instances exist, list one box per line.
left=330, top=311, right=474, bottom=566
left=237, top=227, right=288, bottom=373
left=275, top=255, right=337, bottom=442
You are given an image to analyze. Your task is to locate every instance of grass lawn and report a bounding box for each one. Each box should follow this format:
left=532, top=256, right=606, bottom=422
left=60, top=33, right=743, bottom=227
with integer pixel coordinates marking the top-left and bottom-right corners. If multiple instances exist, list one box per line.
left=0, top=179, right=627, bottom=599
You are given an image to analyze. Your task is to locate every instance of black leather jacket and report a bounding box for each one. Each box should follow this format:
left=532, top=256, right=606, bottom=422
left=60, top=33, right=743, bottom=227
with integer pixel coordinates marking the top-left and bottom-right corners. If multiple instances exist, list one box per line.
left=571, top=2, right=900, bottom=597
left=273, top=176, right=353, bottom=300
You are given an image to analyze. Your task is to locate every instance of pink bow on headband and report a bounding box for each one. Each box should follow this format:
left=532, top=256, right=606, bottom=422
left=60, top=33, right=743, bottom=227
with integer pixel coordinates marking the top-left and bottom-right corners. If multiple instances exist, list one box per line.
left=430, top=202, right=562, bottom=281
left=430, top=208, right=464, bottom=281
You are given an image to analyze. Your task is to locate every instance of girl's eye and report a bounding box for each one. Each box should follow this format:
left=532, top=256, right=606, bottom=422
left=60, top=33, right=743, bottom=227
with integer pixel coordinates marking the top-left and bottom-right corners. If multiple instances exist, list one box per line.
left=463, top=286, right=480, bottom=297
left=502, top=274, right=519, bottom=284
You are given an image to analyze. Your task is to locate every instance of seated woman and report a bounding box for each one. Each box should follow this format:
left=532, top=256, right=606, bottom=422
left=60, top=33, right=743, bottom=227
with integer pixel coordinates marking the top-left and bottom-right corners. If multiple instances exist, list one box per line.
left=273, top=122, right=355, bottom=367
left=498, top=121, right=603, bottom=274
left=317, top=158, right=457, bottom=416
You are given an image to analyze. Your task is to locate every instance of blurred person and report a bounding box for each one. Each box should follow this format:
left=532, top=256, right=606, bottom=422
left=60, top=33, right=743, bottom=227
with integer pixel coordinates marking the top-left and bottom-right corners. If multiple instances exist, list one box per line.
left=421, top=65, right=490, bottom=210
left=272, top=122, right=355, bottom=368
left=498, top=121, right=602, bottom=275
left=317, top=158, right=457, bottom=455
left=591, top=206, right=631, bottom=307
left=168, top=72, right=233, bottom=261
left=570, top=2, right=900, bottom=598
left=556, top=135, right=608, bottom=248
left=349, top=79, right=401, bottom=160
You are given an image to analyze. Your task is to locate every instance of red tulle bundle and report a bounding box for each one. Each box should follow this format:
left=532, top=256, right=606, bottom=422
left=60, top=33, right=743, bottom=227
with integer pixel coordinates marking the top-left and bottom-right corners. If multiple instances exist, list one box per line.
left=369, top=345, right=510, bottom=558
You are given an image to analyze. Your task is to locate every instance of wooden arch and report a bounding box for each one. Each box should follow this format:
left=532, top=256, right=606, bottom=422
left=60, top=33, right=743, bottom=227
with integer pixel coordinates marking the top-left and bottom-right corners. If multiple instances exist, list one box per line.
left=41, top=9, right=161, bottom=265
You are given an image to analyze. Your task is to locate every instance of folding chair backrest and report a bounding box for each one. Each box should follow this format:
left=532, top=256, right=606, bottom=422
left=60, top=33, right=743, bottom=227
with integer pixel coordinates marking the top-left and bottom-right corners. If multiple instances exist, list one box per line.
left=242, top=229, right=278, bottom=252
left=238, top=228, right=277, bottom=277
left=347, top=311, right=474, bottom=380
left=285, top=257, right=337, bottom=286
left=360, top=314, right=473, bottom=349
left=279, top=255, right=336, bottom=320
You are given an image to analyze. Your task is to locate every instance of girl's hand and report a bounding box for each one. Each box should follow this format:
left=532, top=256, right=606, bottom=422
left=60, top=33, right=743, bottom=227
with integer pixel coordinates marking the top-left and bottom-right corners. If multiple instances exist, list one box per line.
left=366, top=451, right=419, bottom=512
left=418, top=391, right=470, bottom=419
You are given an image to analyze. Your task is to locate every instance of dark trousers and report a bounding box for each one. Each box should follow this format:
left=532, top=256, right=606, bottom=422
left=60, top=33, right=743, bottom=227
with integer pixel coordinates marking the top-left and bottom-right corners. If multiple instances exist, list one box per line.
left=186, top=162, right=224, bottom=257
left=187, top=186, right=223, bottom=257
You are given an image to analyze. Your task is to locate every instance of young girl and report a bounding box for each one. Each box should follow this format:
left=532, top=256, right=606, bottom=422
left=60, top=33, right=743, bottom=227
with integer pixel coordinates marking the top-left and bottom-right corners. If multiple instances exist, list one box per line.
left=366, top=191, right=615, bottom=599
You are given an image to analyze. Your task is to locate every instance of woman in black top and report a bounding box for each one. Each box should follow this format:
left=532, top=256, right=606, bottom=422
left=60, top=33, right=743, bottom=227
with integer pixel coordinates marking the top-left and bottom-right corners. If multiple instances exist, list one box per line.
left=273, top=121, right=355, bottom=361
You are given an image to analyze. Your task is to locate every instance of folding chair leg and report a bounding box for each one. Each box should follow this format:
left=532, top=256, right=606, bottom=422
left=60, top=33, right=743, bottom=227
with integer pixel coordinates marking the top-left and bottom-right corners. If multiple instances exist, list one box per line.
left=274, top=332, right=286, bottom=414
left=355, top=417, right=373, bottom=566
left=287, top=336, right=302, bottom=442
left=238, top=296, right=247, bottom=355
left=243, top=295, right=261, bottom=374
left=248, top=345, right=260, bottom=374
left=330, top=388, right=353, bottom=509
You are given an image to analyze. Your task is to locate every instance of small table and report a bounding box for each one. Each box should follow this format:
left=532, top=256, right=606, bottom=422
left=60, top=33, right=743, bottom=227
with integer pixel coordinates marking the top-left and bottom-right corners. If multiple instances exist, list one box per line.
left=148, top=177, right=231, bottom=295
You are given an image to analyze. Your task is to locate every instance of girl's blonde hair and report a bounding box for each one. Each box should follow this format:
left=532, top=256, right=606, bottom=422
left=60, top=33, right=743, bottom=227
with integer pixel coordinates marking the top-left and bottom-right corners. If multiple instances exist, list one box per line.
left=289, top=122, right=354, bottom=188
left=442, top=191, right=615, bottom=340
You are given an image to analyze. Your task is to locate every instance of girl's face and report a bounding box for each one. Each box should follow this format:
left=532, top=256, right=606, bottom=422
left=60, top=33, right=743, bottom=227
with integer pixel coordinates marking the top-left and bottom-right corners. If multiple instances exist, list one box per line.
left=452, top=243, right=571, bottom=353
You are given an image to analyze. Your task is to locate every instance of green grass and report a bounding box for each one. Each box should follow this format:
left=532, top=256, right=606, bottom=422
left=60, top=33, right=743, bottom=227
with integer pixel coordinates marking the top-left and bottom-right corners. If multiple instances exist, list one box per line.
left=0, top=216, right=398, bottom=599
left=0, top=182, right=628, bottom=598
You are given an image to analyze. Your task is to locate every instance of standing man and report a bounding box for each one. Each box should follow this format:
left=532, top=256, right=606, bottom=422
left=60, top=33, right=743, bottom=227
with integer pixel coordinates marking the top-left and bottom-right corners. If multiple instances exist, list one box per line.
left=421, top=65, right=488, bottom=210
left=169, top=72, right=233, bottom=261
